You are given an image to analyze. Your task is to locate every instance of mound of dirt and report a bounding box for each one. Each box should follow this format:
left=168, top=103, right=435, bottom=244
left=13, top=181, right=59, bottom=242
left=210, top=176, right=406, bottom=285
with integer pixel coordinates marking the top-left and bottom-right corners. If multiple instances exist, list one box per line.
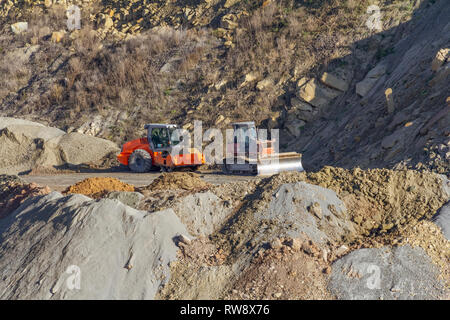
left=0, top=118, right=119, bottom=175
left=254, top=168, right=449, bottom=236
left=352, top=220, right=450, bottom=286
left=304, top=167, right=449, bottom=235
left=140, top=172, right=211, bottom=192
left=56, top=132, right=119, bottom=165
left=0, top=192, right=190, bottom=299
left=64, top=177, right=135, bottom=197
left=329, top=245, right=448, bottom=300
left=226, top=243, right=333, bottom=300
left=0, top=175, right=51, bottom=219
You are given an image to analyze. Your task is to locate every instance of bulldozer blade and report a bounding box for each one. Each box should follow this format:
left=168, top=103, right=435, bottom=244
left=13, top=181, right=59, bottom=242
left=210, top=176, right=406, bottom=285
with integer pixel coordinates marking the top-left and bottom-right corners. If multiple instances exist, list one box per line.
left=257, top=154, right=304, bottom=176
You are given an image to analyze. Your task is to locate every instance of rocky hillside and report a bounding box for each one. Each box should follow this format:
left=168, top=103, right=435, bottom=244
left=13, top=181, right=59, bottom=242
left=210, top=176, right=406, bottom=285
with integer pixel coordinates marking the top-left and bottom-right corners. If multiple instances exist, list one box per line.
left=1, top=0, right=448, bottom=175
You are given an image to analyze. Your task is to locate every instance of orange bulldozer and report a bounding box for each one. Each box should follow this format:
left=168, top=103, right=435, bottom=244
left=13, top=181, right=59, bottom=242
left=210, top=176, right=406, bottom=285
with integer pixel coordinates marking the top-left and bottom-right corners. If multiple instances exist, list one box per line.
left=117, top=124, right=205, bottom=172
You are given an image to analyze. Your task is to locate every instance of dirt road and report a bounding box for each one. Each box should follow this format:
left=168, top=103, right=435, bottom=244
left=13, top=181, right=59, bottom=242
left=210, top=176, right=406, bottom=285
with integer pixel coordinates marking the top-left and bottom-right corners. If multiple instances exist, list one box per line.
left=21, top=171, right=259, bottom=192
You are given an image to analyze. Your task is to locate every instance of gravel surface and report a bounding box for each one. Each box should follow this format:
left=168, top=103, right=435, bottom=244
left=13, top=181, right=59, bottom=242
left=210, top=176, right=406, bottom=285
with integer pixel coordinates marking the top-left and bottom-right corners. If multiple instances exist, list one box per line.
left=329, top=245, right=448, bottom=300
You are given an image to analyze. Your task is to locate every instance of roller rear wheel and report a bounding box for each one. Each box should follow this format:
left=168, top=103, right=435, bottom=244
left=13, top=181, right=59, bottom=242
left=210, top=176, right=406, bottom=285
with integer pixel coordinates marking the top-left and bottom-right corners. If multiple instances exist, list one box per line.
left=129, top=149, right=152, bottom=173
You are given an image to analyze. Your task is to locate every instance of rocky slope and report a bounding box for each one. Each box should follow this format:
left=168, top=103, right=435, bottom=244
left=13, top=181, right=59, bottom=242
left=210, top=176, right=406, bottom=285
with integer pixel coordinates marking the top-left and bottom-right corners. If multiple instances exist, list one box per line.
left=293, top=0, right=450, bottom=174
left=0, top=0, right=447, bottom=176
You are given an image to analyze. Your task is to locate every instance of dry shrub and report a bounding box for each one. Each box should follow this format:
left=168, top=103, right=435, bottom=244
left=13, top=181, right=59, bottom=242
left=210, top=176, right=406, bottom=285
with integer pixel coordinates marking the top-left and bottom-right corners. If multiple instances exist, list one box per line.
left=50, top=83, right=64, bottom=104
left=73, top=24, right=101, bottom=60
left=47, top=26, right=212, bottom=132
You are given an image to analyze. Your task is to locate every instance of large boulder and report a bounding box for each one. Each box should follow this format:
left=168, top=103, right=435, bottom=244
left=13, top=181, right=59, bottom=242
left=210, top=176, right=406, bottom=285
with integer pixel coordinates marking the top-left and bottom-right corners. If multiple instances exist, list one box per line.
left=11, top=22, right=28, bottom=34
left=356, top=63, right=387, bottom=97
left=297, top=78, right=341, bottom=108
left=320, top=72, right=350, bottom=92
left=431, top=48, right=449, bottom=71
left=0, top=192, right=190, bottom=299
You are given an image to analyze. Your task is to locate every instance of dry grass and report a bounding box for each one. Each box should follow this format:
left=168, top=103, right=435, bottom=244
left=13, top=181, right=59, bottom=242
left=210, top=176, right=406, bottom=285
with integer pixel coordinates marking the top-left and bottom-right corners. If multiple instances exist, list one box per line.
left=0, top=0, right=424, bottom=143
left=29, top=25, right=213, bottom=141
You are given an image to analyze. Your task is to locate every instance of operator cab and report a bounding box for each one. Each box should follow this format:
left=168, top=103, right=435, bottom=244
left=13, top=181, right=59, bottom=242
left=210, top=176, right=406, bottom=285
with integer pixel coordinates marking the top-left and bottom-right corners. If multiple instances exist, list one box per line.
left=231, top=122, right=259, bottom=155
left=144, top=124, right=181, bottom=150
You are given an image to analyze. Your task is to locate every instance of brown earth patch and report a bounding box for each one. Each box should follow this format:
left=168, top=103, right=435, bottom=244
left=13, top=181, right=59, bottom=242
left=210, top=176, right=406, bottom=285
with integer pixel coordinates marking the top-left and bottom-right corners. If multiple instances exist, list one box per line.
left=63, top=177, right=135, bottom=197
left=138, top=172, right=211, bottom=193
left=226, top=240, right=333, bottom=300
left=0, top=175, right=51, bottom=219
left=305, top=167, right=448, bottom=236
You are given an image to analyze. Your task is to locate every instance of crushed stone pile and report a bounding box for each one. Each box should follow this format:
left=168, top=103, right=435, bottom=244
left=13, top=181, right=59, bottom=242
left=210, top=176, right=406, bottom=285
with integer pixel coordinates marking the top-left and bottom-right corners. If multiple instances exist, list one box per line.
left=226, top=243, right=333, bottom=300
left=64, top=177, right=135, bottom=197
left=0, top=117, right=119, bottom=175
left=139, top=172, right=211, bottom=192
left=139, top=187, right=236, bottom=237
left=0, top=174, right=51, bottom=219
left=105, top=191, right=144, bottom=209
left=329, top=245, right=448, bottom=300
left=305, top=167, right=449, bottom=235
left=253, top=182, right=356, bottom=249
left=0, top=192, right=190, bottom=299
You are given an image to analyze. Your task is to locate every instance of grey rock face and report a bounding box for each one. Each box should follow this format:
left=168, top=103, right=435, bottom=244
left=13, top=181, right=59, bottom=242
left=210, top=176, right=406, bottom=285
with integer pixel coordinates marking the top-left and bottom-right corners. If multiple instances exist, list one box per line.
left=329, top=245, right=447, bottom=300
left=433, top=202, right=450, bottom=240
